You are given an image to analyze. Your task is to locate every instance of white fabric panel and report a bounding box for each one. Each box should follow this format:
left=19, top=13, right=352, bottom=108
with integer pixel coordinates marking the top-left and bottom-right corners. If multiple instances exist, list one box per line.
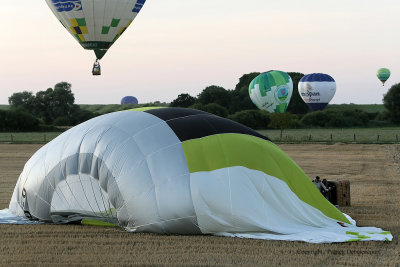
left=44, top=1, right=75, bottom=40
left=93, top=0, right=106, bottom=41
left=190, top=166, right=392, bottom=243
left=51, top=174, right=111, bottom=214
left=0, top=209, right=43, bottom=225
left=8, top=111, right=199, bottom=234
left=82, top=0, right=95, bottom=40
left=298, top=81, right=336, bottom=104
left=218, top=228, right=391, bottom=243
left=133, top=122, right=180, bottom=157
left=250, top=84, right=263, bottom=110
left=45, top=0, right=144, bottom=43
left=103, top=0, right=118, bottom=28
left=147, top=144, right=192, bottom=220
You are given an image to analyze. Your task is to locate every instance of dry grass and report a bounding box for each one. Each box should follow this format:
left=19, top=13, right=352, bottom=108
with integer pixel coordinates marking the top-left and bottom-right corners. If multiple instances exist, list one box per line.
left=0, top=144, right=399, bottom=266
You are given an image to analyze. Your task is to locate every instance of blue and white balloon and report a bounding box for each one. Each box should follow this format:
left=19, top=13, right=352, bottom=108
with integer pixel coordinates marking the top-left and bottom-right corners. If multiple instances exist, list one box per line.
left=121, top=96, right=139, bottom=105
left=298, top=73, right=336, bottom=111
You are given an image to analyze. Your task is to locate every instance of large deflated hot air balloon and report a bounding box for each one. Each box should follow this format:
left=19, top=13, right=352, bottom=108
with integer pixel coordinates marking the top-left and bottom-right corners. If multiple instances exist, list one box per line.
left=249, top=71, right=293, bottom=113
left=298, top=73, right=336, bottom=111
left=6, top=108, right=392, bottom=243
left=45, top=0, right=146, bottom=74
left=377, top=68, right=391, bottom=86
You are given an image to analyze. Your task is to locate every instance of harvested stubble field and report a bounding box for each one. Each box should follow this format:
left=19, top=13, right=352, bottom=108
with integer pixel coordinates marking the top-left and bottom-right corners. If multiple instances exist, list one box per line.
left=0, top=144, right=399, bottom=266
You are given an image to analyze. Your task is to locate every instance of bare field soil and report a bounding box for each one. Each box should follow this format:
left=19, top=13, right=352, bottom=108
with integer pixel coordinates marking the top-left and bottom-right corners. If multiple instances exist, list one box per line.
left=0, top=144, right=399, bottom=266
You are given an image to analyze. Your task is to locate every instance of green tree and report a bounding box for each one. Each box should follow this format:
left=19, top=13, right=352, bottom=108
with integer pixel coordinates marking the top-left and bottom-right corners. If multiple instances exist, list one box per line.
left=1, top=108, right=41, bottom=131
left=51, top=82, right=75, bottom=119
left=228, top=110, right=270, bottom=129
left=170, top=93, right=196, bottom=108
left=383, top=83, right=400, bottom=123
left=8, top=91, right=35, bottom=111
left=197, top=85, right=230, bottom=107
left=33, top=82, right=75, bottom=125
left=286, top=72, right=310, bottom=115
left=301, top=110, right=369, bottom=127
left=269, top=113, right=297, bottom=140
left=229, top=72, right=260, bottom=113
left=70, top=105, right=97, bottom=125
left=301, top=111, right=330, bottom=127
left=190, top=103, right=229, bottom=117
left=234, top=72, right=260, bottom=91
left=33, top=88, right=54, bottom=124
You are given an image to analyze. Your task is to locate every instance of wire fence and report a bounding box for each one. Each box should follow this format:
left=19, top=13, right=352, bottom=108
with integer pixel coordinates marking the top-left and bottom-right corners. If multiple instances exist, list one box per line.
left=258, top=128, right=400, bottom=144
left=0, top=132, right=63, bottom=144
left=0, top=128, right=400, bottom=144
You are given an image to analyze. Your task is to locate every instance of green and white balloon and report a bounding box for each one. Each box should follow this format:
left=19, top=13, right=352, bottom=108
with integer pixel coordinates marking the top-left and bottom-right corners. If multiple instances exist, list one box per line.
left=376, top=68, right=391, bottom=86
left=249, top=70, right=293, bottom=113
left=45, top=0, right=146, bottom=60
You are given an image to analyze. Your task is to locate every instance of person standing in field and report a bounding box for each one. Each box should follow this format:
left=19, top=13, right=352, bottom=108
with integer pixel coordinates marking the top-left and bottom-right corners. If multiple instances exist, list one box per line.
left=313, top=176, right=329, bottom=198
left=321, top=179, right=331, bottom=201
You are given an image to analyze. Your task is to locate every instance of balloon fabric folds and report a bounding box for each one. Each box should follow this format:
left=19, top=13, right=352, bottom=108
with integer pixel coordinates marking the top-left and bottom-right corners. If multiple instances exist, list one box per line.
left=376, top=68, right=391, bottom=86
left=45, top=0, right=146, bottom=60
left=298, top=73, right=336, bottom=111
left=7, top=108, right=392, bottom=243
left=121, top=96, right=138, bottom=105
left=249, top=70, right=293, bottom=113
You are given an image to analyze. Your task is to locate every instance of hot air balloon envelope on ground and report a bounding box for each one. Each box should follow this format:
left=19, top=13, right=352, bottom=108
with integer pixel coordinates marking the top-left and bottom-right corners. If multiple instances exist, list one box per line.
left=3, top=108, right=392, bottom=243
left=298, top=73, right=336, bottom=111
left=377, top=68, right=391, bottom=85
left=249, top=71, right=293, bottom=113
left=45, top=0, right=146, bottom=74
left=121, top=96, right=139, bottom=105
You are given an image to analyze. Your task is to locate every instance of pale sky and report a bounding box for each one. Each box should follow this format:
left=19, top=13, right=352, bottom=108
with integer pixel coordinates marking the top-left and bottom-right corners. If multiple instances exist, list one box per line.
left=1, top=0, right=399, bottom=105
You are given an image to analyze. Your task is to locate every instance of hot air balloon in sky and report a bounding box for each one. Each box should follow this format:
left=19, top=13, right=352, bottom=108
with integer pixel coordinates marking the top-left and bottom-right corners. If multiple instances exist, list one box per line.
left=249, top=70, right=293, bottom=113
left=121, top=96, right=139, bottom=105
left=298, top=73, right=336, bottom=111
left=45, top=0, right=146, bottom=75
left=376, top=68, right=391, bottom=86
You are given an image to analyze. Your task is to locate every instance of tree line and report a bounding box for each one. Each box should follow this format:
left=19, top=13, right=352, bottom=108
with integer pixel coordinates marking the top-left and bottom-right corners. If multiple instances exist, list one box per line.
left=170, top=72, right=400, bottom=129
left=2, top=73, right=400, bottom=132
left=4, top=82, right=95, bottom=131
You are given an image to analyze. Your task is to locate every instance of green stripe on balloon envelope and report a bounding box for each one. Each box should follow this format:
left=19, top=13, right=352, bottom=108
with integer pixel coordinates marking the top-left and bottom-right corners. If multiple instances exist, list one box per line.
left=126, top=106, right=167, bottom=112
left=181, top=133, right=350, bottom=224
left=377, top=68, right=390, bottom=81
left=266, top=71, right=291, bottom=89
left=274, top=103, right=288, bottom=113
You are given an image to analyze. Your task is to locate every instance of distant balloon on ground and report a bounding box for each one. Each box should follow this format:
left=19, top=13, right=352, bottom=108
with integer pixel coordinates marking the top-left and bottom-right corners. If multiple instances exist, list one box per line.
left=121, top=96, right=138, bottom=105
left=298, top=73, right=336, bottom=111
left=377, top=68, right=391, bottom=86
left=249, top=70, right=293, bottom=113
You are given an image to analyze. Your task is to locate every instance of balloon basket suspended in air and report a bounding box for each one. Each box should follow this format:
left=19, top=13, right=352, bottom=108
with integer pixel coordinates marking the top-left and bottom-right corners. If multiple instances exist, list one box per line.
left=92, top=59, right=101, bottom=76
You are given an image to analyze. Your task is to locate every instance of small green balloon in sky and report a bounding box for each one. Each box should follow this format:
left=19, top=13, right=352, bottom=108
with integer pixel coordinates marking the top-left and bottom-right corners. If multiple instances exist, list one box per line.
left=377, top=68, right=391, bottom=86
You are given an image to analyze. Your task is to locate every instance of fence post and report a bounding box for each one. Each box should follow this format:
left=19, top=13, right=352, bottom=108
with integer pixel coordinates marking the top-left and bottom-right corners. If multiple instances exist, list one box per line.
left=330, top=134, right=333, bottom=142
left=353, top=134, right=356, bottom=142
left=377, top=135, right=380, bottom=142
left=10, top=134, right=13, bottom=142
left=308, top=134, right=312, bottom=141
